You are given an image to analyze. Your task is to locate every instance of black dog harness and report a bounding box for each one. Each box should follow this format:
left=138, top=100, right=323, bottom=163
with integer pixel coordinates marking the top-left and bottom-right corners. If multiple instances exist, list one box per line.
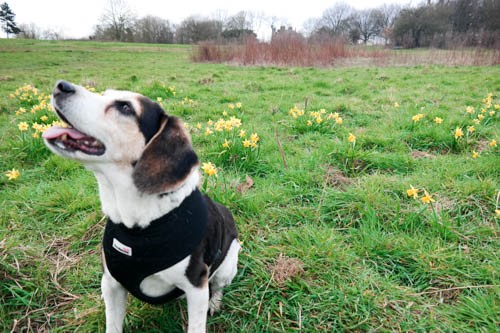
left=102, top=189, right=208, bottom=304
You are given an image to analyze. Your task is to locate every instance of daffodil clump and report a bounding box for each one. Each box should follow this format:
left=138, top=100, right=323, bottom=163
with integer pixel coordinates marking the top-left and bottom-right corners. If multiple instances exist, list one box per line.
left=405, top=185, right=444, bottom=222
left=406, top=186, right=435, bottom=204
left=288, top=106, right=343, bottom=133
left=8, top=84, right=69, bottom=160
left=201, top=162, right=218, bottom=177
left=199, top=161, right=218, bottom=192
left=455, top=92, right=498, bottom=155
left=407, top=93, right=498, bottom=155
left=190, top=103, right=261, bottom=171
left=3, top=84, right=62, bottom=179
left=147, top=82, right=177, bottom=109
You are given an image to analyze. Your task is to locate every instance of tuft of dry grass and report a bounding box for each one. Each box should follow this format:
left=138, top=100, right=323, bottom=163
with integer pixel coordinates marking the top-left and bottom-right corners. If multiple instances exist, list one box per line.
left=269, top=254, right=305, bottom=286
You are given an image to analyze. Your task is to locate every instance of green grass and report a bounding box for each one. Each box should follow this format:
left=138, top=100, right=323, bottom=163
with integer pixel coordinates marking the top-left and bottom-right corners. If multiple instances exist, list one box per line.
left=1, top=39, right=499, bottom=332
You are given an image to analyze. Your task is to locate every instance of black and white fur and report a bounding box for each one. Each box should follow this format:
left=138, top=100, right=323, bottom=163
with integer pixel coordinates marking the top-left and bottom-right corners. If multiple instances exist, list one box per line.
left=43, top=81, right=240, bottom=333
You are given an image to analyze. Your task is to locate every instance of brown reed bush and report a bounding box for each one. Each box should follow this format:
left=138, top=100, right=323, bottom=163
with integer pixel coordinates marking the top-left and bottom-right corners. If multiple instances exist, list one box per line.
left=193, top=35, right=373, bottom=67
left=193, top=34, right=499, bottom=67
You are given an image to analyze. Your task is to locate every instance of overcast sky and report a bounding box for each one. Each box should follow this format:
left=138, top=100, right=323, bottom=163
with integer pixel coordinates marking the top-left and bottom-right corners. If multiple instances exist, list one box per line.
left=8, top=0, right=416, bottom=39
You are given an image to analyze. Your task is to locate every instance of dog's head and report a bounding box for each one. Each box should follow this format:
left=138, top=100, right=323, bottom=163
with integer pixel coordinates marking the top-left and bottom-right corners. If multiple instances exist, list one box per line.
left=43, top=80, right=198, bottom=194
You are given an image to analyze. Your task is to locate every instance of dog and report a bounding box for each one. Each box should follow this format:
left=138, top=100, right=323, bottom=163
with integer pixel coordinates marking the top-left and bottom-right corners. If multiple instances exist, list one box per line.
left=43, top=80, right=240, bottom=333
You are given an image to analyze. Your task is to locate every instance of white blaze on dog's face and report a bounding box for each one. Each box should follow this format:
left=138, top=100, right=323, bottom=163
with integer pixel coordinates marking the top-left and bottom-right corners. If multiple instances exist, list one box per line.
left=43, top=80, right=199, bottom=195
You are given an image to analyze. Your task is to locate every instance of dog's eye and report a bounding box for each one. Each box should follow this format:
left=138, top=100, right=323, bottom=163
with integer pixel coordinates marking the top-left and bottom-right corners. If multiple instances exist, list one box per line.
left=115, top=101, right=135, bottom=116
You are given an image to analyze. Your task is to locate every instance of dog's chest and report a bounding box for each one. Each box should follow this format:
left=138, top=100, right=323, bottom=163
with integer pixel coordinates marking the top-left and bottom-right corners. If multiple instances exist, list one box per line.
left=102, top=189, right=208, bottom=304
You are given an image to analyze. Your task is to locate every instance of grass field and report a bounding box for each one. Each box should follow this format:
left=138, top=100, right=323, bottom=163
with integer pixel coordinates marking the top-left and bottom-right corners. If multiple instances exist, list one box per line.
left=0, top=39, right=499, bottom=332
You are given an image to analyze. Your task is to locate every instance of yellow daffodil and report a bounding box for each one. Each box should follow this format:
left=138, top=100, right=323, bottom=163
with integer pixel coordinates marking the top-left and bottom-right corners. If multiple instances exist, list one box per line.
left=32, top=123, right=43, bottom=132
left=51, top=120, right=68, bottom=128
left=236, top=102, right=242, bottom=108
left=250, top=133, right=260, bottom=143
left=18, top=122, right=29, bottom=131
left=326, top=112, right=337, bottom=120
left=224, top=121, right=233, bottom=132
left=239, top=130, right=246, bottom=138
left=196, top=123, right=202, bottom=129
left=40, top=115, right=48, bottom=122
left=434, top=117, right=443, bottom=124
left=5, top=168, right=20, bottom=180
left=201, top=162, right=217, bottom=177
left=222, top=139, right=231, bottom=148
left=489, top=111, right=495, bottom=116
left=421, top=190, right=435, bottom=204
left=406, top=186, right=419, bottom=199
left=472, top=151, right=479, bottom=159
left=478, top=114, right=484, bottom=121
left=494, top=104, right=500, bottom=110
left=465, top=106, right=475, bottom=114
left=289, top=106, right=304, bottom=119
left=156, top=97, right=163, bottom=102
left=228, top=103, right=235, bottom=110
left=496, top=209, right=500, bottom=217
left=394, top=102, right=399, bottom=107
left=454, top=127, right=464, bottom=139
left=335, top=117, right=343, bottom=125
left=412, top=113, right=424, bottom=122
left=214, top=119, right=225, bottom=132
left=242, top=139, right=252, bottom=148
left=229, top=116, right=242, bottom=128
left=489, top=139, right=497, bottom=148
left=348, top=133, right=356, bottom=143
left=467, top=126, right=475, bottom=133
left=205, top=127, right=213, bottom=136
left=222, top=111, right=228, bottom=116
left=307, top=120, right=312, bottom=126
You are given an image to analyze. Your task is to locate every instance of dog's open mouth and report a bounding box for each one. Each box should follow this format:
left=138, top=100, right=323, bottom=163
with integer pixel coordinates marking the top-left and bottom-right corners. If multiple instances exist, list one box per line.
left=42, top=110, right=105, bottom=156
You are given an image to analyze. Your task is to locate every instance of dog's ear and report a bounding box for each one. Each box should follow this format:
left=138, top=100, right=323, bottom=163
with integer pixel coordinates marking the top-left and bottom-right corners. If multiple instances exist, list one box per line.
left=132, top=115, right=199, bottom=194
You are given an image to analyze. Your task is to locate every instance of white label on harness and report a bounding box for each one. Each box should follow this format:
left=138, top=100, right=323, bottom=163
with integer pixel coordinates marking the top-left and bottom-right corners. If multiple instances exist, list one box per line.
left=112, top=238, right=132, bottom=256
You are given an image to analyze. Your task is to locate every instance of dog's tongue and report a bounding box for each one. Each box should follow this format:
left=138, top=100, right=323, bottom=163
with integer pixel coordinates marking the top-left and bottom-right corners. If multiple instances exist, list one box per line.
left=42, top=126, right=87, bottom=140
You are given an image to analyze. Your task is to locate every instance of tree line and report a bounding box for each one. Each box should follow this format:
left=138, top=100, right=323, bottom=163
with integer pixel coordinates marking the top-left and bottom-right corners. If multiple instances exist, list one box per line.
left=3, top=0, right=500, bottom=48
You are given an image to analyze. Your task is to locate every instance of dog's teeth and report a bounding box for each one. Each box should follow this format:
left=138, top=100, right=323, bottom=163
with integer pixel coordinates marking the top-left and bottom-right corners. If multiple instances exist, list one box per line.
left=61, top=134, right=68, bottom=141
left=56, top=141, right=66, bottom=149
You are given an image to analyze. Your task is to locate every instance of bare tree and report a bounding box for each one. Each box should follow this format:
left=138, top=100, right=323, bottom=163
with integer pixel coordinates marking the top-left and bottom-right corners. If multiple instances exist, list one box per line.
left=94, top=0, right=135, bottom=41
left=317, top=2, right=354, bottom=37
left=349, top=9, right=384, bottom=44
left=17, top=22, right=40, bottom=39
left=176, top=16, right=223, bottom=44
left=226, top=11, right=250, bottom=30
left=133, top=16, right=174, bottom=43
left=377, top=3, right=402, bottom=45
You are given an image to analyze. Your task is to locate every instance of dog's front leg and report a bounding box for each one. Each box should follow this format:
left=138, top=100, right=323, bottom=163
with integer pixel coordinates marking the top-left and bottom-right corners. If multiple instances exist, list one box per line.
left=101, top=270, right=128, bottom=333
left=185, top=285, right=209, bottom=333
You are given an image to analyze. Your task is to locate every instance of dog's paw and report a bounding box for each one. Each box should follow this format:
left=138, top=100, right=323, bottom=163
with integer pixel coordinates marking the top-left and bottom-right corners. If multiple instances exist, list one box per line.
left=208, top=291, right=223, bottom=316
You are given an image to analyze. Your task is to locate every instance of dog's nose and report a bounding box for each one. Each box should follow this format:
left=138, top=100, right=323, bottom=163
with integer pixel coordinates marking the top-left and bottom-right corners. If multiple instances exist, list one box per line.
left=54, top=80, right=76, bottom=96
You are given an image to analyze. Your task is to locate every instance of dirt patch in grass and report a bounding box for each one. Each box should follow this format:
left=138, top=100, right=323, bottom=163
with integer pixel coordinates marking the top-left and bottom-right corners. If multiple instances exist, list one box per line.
left=325, top=165, right=352, bottom=189
left=269, top=254, right=304, bottom=286
left=411, top=150, right=436, bottom=159
left=474, top=140, right=491, bottom=153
